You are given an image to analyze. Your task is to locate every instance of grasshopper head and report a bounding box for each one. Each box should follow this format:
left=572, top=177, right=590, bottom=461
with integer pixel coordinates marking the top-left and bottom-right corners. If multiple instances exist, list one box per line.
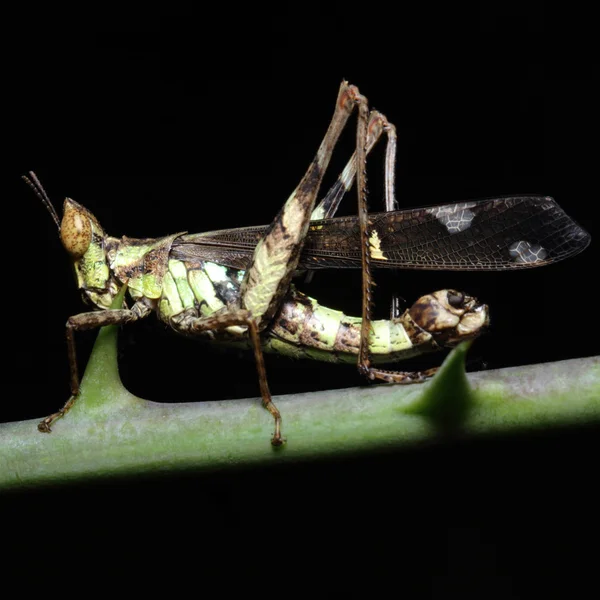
left=24, top=172, right=119, bottom=310
left=61, top=198, right=116, bottom=307
left=60, top=197, right=104, bottom=258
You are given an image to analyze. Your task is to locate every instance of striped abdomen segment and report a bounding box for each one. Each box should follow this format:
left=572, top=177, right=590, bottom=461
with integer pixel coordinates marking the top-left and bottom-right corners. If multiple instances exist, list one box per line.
left=158, top=259, right=244, bottom=326
left=264, top=289, right=434, bottom=364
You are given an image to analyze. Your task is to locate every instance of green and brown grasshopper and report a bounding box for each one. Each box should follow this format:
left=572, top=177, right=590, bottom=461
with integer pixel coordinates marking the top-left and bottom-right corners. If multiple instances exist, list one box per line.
left=25, top=82, right=590, bottom=445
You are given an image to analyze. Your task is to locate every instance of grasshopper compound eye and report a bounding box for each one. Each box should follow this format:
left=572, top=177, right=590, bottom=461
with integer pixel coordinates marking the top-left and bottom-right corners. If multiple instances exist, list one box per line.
left=60, top=198, right=92, bottom=258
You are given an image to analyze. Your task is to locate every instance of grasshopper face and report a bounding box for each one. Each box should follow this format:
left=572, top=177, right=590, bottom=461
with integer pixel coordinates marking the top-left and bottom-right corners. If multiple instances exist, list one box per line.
left=23, top=171, right=120, bottom=311
left=60, top=197, right=118, bottom=310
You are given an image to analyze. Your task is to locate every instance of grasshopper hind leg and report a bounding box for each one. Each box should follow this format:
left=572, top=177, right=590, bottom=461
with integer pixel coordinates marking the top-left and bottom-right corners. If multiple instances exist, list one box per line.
left=351, top=88, right=441, bottom=386
left=222, top=81, right=372, bottom=443
left=309, top=109, right=403, bottom=319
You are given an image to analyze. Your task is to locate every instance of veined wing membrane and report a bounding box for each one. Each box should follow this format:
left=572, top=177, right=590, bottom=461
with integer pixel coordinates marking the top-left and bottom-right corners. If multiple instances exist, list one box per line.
left=172, top=196, right=590, bottom=271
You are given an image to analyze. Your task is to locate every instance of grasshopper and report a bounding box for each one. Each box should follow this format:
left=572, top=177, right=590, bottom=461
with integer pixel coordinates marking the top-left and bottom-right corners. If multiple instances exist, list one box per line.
left=25, top=82, right=590, bottom=445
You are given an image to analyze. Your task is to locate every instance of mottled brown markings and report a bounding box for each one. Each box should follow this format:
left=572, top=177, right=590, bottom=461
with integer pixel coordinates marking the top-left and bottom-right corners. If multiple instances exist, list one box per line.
left=144, top=248, right=165, bottom=272
left=244, top=195, right=320, bottom=327
left=410, top=301, right=442, bottom=331
left=184, top=261, right=205, bottom=272
left=241, top=82, right=361, bottom=332
left=120, top=236, right=159, bottom=247
left=277, top=317, right=298, bottom=336
left=60, top=204, right=92, bottom=257
left=334, top=322, right=360, bottom=353
left=125, top=265, right=144, bottom=279
left=298, top=297, right=323, bottom=348
left=292, top=290, right=313, bottom=307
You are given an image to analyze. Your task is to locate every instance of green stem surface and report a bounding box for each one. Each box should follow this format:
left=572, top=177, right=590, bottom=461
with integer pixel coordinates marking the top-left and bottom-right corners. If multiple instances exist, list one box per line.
left=1, top=319, right=598, bottom=490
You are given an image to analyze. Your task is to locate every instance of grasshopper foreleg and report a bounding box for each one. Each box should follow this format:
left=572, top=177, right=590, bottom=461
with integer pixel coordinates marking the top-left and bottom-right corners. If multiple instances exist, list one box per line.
left=38, top=303, right=150, bottom=433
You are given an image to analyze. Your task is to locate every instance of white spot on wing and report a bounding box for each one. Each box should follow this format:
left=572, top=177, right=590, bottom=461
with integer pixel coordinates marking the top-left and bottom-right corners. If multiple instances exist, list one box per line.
left=508, top=240, right=548, bottom=264
left=428, top=202, right=476, bottom=234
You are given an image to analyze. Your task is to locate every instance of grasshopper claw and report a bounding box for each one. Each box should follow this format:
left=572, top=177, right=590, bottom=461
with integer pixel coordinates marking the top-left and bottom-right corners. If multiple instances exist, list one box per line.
left=271, top=434, right=286, bottom=447
left=37, top=419, right=53, bottom=433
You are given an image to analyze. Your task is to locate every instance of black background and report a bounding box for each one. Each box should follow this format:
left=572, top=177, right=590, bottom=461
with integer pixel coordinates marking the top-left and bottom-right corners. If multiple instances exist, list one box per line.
left=3, top=5, right=598, bottom=593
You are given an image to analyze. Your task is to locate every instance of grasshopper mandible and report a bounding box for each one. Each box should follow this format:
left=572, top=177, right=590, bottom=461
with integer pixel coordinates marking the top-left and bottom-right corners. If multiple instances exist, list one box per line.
left=25, top=82, right=589, bottom=445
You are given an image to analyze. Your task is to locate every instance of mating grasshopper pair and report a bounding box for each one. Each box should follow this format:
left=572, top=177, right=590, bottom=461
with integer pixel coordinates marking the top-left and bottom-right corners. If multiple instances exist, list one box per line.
left=26, top=82, right=589, bottom=445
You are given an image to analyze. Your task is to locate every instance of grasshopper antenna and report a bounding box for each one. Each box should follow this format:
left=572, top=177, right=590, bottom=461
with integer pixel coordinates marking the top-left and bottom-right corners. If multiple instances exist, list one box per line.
left=22, top=171, right=61, bottom=230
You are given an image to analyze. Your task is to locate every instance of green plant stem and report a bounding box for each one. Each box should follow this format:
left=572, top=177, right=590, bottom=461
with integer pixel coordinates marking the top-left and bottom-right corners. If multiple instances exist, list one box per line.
left=1, top=317, right=598, bottom=490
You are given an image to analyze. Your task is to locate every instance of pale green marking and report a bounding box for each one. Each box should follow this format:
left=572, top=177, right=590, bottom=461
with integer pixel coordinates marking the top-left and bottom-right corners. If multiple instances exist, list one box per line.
left=94, top=263, right=110, bottom=286
left=112, top=242, right=154, bottom=298
left=310, top=303, right=345, bottom=349
left=86, top=289, right=113, bottom=310
left=369, top=320, right=391, bottom=354
left=169, top=260, right=195, bottom=310
left=142, top=272, right=163, bottom=299
left=113, top=242, right=152, bottom=266
left=389, top=321, right=413, bottom=351
left=77, top=222, right=110, bottom=290
left=125, top=274, right=144, bottom=297
left=161, top=272, right=182, bottom=317
left=112, top=237, right=181, bottom=300
left=159, top=298, right=170, bottom=319
left=204, top=261, right=230, bottom=283
left=187, top=269, right=225, bottom=316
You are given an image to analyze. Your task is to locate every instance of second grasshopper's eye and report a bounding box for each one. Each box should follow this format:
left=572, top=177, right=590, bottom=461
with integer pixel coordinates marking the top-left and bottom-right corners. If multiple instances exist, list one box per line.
left=60, top=198, right=92, bottom=258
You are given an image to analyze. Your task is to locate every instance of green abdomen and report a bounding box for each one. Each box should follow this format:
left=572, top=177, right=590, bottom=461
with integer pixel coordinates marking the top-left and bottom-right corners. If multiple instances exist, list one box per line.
left=158, top=259, right=244, bottom=323
left=265, top=289, right=421, bottom=364
left=159, top=259, right=425, bottom=364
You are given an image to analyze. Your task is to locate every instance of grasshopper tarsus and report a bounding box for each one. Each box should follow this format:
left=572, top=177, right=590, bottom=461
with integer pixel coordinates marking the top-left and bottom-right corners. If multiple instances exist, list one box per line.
left=37, top=420, right=53, bottom=433
left=271, top=434, right=285, bottom=448
left=37, top=395, right=78, bottom=433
